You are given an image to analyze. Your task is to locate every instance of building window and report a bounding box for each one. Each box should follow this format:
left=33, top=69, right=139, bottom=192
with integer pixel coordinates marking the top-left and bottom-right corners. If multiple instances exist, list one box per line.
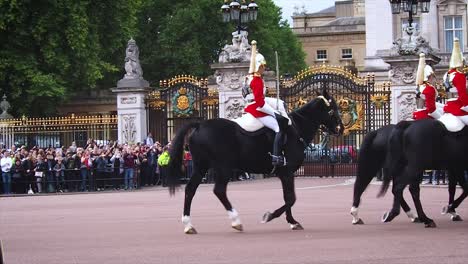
left=341, top=48, right=353, bottom=59
left=316, top=50, right=327, bottom=60
left=401, top=17, right=420, bottom=36
left=445, top=16, right=464, bottom=52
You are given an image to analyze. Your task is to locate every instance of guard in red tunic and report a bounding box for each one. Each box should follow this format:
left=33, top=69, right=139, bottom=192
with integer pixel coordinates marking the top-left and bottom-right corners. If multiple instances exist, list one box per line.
left=244, top=40, right=286, bottom=166
left=413, top=53, right=441, bottom=120
left=443, top=38, right=468, bottom=116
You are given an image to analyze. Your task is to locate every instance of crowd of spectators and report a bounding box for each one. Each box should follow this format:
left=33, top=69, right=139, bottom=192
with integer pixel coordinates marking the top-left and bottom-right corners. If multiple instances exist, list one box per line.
left=0, top=133, right=193, bottom=195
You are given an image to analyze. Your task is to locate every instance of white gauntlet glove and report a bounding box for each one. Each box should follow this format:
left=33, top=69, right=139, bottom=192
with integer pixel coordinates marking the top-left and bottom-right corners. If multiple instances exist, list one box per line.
left=257, top=102, right=278, bottom=116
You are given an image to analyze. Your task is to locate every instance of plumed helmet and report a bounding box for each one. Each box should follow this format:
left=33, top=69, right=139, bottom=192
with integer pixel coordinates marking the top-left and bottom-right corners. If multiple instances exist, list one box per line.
left=449, top=38, right=464, bottom=69
left=416, top=53, right=426, bottom=85
left=416, top=53, right=435, bottom=86
left=423, top=65, right=434, bottom=82
left=248, top=40, right=267, bottom=74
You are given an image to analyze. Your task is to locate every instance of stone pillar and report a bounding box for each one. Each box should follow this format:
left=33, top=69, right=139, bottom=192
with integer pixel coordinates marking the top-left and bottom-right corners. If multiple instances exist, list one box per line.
left=211, top=30, right=253, bottom=119
left=211, top=62, right=250, bottom=119
left=113, top=88, right=149, bottom=144
left=112, top=38, right=150, bottom=144
left=380, top=53, right=440, bottom=124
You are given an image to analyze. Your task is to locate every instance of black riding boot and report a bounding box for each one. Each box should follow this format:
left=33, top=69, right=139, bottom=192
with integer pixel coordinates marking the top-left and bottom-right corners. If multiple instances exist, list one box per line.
left=271, top=132, right=286, bottom=166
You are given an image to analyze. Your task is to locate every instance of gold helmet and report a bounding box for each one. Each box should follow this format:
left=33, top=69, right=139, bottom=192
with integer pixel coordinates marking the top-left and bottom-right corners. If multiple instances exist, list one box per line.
left=248, top=40, right=267, bottom=74
left=449, top=37, right=464, bottom=69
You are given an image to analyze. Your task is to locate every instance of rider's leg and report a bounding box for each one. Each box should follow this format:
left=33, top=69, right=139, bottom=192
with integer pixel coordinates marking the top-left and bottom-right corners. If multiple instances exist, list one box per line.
left=257, top=116, right=285, bottom=166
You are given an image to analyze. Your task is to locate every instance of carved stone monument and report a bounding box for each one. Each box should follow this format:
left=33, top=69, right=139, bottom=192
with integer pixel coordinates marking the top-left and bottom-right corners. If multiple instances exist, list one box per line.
left=0, top=95, right=13, bottom=119
left=112, top=38, right=150, bottom=144
left=378, top=28, right=440, bottom=123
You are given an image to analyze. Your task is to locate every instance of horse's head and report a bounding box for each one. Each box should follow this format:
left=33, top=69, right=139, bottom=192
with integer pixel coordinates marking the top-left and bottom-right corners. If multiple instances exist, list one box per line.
left=316, top=89, right=344, bottom=135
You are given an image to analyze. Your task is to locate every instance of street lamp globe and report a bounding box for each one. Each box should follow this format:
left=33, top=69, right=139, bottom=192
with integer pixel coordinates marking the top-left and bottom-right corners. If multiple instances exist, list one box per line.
left=221, top=0, right=231, bottom=22
left=390, top=0, right=402, bottom=14
left=411, top=0, right=418, bottom=15
left=419, top=0, right=431, bottom=13
left=230, top=1, right=241, bottom=21
left=248, top=0, right=259, bottom=21
left=240, top=1, right=249, bottom=24
left=402, top=0, right=412, bottom=12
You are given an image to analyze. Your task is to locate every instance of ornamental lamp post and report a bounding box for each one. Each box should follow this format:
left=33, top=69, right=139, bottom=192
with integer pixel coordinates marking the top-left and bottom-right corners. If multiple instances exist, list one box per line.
left=389, top=0, right=431, bottom=33
left=221, top=0, right=259, bottom=34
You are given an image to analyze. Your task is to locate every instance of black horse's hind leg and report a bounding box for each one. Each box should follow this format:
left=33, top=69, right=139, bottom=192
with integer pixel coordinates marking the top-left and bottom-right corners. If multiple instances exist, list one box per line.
left=350, top=167, right=379, bottom=225
left=382, top=170, right=406, bottom=223
left=450, top=171, right=468, bottom=210
left=407, top=180, right=436, bottom=227
left=182, top=162, right=206, bottom=234
left=400, top=172, right=423, bottom=223
left=448, top=171, right=457, bottom=206
left=263, top=171, right=302, bottom=230
left=442, top=170, right=466, bottom=221
left=212, top=169, right=243, bottom=231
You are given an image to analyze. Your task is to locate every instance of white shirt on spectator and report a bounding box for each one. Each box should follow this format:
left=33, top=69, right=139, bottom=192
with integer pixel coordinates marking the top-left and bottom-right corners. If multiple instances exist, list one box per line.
left=1, top=156, right=13, bottom=172
left=146, top=136, right=154, bottom=146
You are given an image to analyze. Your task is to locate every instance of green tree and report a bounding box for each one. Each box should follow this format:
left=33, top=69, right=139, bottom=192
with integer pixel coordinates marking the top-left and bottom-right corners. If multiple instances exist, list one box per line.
left=136, top=0, right=306, bottom=85
left=0, top=0, right=141, bottom=116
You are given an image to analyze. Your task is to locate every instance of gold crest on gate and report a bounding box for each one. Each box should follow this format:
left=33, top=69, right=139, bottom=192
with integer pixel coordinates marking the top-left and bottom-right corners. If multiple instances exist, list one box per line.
left=176, top=88, right=190, bottom=111
left=337, top=98, right=363, bottom=135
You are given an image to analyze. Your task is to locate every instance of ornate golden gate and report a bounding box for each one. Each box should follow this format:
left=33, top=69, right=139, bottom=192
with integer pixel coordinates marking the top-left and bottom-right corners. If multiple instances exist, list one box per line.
left=280, top=65, right=391, bottom=177
left=146, top=75, right=219, bottom=145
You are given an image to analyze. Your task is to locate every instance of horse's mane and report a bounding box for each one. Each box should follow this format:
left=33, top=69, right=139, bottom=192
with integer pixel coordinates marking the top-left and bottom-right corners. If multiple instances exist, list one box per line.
left=289, top=97, right=323, bottom=124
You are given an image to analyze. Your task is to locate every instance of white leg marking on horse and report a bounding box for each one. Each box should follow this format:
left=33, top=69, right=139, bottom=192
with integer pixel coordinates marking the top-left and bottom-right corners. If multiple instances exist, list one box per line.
left=182, top=215, right=193, bottom=232
left=350, top=206, right=360, bottom=224
left=449, top=211, right=461, bottom=220
left=406, top=210, right=418, bottom=222
left=228, top=209, right=242, bottom=226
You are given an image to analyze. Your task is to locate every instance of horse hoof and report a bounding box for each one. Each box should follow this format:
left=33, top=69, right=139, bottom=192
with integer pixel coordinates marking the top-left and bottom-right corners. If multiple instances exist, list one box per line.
left=352, top=218, right=364, bottom=225
left=412, top=217, right=422, bottom=223
left=232, top=224, right=243, bottom=232
left=262, top=211, right=273, bottom=223
left=382, top=211, right=398, bottom=223
left=290, top=223, right=304, bottom=230
left=424, top=221, right=437, bottom=228
left=184, top=227, right=198, bottom=234
left=451, top=215, right=463, bottom=222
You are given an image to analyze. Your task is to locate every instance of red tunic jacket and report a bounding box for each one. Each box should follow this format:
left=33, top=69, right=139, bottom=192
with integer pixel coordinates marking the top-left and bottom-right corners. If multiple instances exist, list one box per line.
left=443, top=69, right=468, bottom=116
left=413, top=83, right=437, bottom=120
left=244, top=76, right=268, bottom=118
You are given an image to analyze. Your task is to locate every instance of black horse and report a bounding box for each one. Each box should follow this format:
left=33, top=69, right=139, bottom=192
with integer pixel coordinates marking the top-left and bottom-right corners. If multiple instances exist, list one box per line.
left=167, top=90, right=343, bottom=234
left=350, top=124, right=467, bottom=225
left=380, top=119, right=468, bottom=227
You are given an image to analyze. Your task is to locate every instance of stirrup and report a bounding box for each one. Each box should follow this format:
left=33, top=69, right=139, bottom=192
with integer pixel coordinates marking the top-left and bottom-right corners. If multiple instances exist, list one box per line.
left=271, top=154, right=286, bottom=167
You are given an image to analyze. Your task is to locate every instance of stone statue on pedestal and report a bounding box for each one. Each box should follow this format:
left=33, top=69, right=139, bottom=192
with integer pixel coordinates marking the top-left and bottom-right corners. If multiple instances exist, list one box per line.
left=391, top=26, right=433, bottom=56
left=117, top=38, right=149, bottom=88
left=0, top=94, right=13, bottom=119
left=219, top=31, right=251, bottom=63
left=124, top=38, right=143, bottom=79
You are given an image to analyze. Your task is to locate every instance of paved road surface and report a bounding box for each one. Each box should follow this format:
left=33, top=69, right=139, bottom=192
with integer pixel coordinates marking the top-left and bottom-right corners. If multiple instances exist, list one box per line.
left=1, top=178, right=467, bottom=264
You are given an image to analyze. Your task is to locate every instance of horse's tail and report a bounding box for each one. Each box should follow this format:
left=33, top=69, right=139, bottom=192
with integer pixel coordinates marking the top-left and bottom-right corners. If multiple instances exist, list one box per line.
left=167, top=122, right=200, bottom=196
left=378, top=121, right=411, bottom=198
left=354, top=129, right=380, bottom=201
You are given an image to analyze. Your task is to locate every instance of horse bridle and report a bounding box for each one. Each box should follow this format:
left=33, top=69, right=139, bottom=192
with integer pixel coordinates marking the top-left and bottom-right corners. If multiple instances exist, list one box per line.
left=290, top=96, right=339, bottom=148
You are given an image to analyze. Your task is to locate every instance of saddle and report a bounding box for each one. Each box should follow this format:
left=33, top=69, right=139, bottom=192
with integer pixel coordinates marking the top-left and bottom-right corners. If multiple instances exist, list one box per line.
left=232, top=97, right=291, bottom=133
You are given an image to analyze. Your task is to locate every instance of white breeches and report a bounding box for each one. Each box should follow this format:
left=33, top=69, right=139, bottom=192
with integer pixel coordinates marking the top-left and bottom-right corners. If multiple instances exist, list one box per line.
left=258, top=116, right=280, bottom=133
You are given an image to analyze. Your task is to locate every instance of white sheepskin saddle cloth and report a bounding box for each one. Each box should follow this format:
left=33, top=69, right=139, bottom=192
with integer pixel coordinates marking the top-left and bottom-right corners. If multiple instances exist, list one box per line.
left=232, top=97, right=291, bottom=132
left=438, top=113, right=468, bottom=132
